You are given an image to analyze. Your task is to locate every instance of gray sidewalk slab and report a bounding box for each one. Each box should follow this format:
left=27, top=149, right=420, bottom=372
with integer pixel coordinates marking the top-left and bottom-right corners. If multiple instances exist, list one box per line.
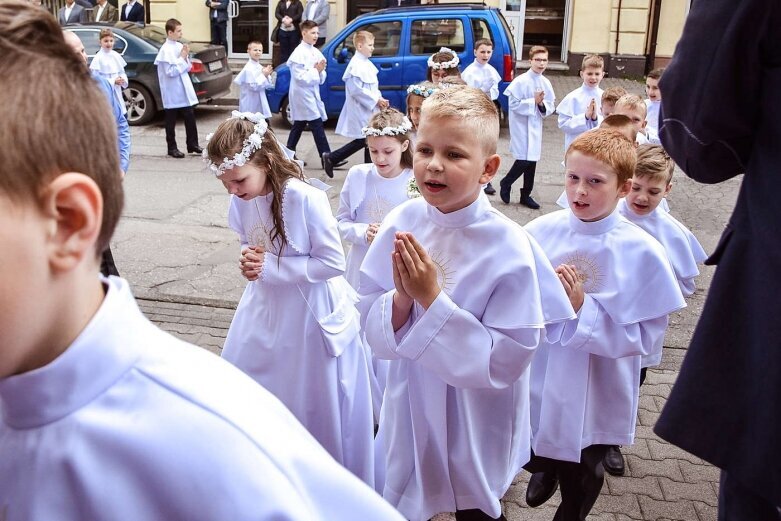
left=127, top=76, right=738, bottom=521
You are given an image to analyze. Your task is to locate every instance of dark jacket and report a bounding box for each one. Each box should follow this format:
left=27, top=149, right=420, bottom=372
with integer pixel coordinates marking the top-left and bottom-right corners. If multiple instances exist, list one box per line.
left=119, top=1, right=144, bottom=23
left=654, top=0, right=781, bottom=507
left=274, top=0, right=303, bottom=32
left=205, top=0, right=228, bottom=23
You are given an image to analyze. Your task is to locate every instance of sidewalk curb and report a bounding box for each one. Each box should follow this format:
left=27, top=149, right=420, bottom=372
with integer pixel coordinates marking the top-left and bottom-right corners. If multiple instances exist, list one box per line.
left=135, top=289, right=238, bottom=310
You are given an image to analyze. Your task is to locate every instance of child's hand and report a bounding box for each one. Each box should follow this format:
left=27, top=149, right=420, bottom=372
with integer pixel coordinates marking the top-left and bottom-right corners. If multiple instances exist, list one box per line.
left=315, top=59, right=326, bottom=73
left=180, top=44, right=190, bottom=59
left=585, top=98, right=597, bottom=121
left=240, top=246, right=265, bottom=281
left=366, top=223, right=380, bottom=244
left=114, top=77, right=124, bottom=85
left=262, top=64, right=273, bottom=76
left=393, top=232, right=440, bottom=309
left=556, top=264, right=585, bottom=312
left=534, top=89, right=545, bottom=105
left=378, top=98, right=390, bottom=110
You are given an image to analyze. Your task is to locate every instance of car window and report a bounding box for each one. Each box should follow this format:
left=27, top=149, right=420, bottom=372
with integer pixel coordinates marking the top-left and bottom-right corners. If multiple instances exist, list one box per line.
left=333, top=21, right=403, bottom=59
left=112, top=35, right=128, bottom=54
left=72, top=30, right=102, bottom=56
left=471, top=18, right=494, bottom=46
left=124, top=24, right=170, bottom=44
left=410, top=18, right=465, bottom=55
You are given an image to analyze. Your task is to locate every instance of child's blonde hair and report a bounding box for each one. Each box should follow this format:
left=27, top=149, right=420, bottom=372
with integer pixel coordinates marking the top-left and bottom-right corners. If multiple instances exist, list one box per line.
left=581, top=54, right=604, bottom=71
left=99, top=28, right=113, bottom=40
left=615, top=93, right=647, bottom=117
left=421, top=85, right=498, bottom=155
left=599, top=114, right=638, bottom=143
left=438, top=75, right=467, bottom=88
left=206, top=119, right=304, bottom=252
left=601, top=86, right=627, bottom=105
left=566, top=129, right=636, bottom=185
left=634, top=144, right=675, bottom=184
left=0, top=2, right=123, bottom=254
left=364, top=108, right=413, bottom=169
left=353, top=30, right=373, bottom=47
left=426, top=49, right=460, bottom=81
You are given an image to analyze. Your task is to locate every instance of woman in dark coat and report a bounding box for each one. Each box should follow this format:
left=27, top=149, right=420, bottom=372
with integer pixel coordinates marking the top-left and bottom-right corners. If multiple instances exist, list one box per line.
left=654, top=0, right=781, bottom=519
left=273, top=0, right=303, bottom=65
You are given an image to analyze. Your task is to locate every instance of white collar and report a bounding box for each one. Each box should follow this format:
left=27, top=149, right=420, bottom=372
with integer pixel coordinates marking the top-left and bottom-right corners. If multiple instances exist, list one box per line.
left=425, top=192, right=490, bottom=228
left=567, top=206, right=622, bottom=235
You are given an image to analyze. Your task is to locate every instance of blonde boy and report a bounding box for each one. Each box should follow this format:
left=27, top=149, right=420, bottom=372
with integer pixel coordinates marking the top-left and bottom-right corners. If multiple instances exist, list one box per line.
left=644, top=68, right=663, bottom=144
left=234, top=40, right=274, bottom=117
left=556, top=54, right=605, bottom=153
left=0, top=4, right=405, bottom=520
left=614, top=93, right=649, bottom=144
left=324, top=30, right=389, bottom=177
left=359, top=86, right=574, bottom=521
left=523, top=129, right=685, bottom=519
left=600, top=86, right=627, bottom=118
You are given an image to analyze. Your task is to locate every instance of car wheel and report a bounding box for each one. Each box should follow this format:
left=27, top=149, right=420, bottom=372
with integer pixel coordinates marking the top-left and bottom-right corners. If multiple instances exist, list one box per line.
left=124, top=83, right=156, bottom=126
left=279, top=97, right=293, bottom=128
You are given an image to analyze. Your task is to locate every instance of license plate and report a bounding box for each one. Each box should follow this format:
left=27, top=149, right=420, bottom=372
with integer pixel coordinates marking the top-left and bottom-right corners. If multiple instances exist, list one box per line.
left=207, top=60, right=223, bottom=72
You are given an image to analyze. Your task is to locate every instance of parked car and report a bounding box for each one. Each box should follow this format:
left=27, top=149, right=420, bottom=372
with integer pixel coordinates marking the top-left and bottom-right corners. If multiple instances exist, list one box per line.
left=68, top=22, right=233, bottom=125
left=267, top=4, right=517, bottom=125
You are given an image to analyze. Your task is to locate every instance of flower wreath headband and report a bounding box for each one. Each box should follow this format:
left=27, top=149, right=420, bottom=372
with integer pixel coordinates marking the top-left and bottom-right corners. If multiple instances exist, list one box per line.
left=362, top=116, right=413, bottom=138
left=427, top=47, right=460, bottom=70
left=406, top=84, right=439, bottom=97
left=203, top=111, right=268, bottom=176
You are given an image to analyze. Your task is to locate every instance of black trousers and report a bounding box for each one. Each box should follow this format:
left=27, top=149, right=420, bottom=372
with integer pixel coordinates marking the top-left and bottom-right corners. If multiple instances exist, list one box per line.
left=453, top=508, right=507, bottom=521
left=100, top=247, right=119, bottom=277
left=524, top=445, right=609, bottom=521
left=164, top=105, right=199, bottom=152
left=330, top=138, right=371, bottom=164
left=278, top=29, right=300, bottom=65
left=718, top=471, right=781, bottom=521
left=500, top=160, right=537, bottom=195
left=210, top=18, right=227, bottom=48
left=287, top=118, right=331, bottom=157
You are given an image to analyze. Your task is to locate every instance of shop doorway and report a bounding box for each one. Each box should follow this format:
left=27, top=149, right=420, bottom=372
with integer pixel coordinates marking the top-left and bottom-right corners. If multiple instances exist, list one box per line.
left=503, top=0, right=569, bottom=63
left=227, top=0, right=272, bottom=59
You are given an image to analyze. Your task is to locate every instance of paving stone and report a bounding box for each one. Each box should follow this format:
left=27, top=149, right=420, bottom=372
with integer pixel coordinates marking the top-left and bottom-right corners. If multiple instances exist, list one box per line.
left=659, top=478, right=718, bottom=506
left=623, top=438, right=652, bottom=459
left=678, top=460, right=721, bottom=485
left=593, top=492, right=643, bottom=519
left=637, top=408, right=662, bottom=428
left=638, top=394, right=660, bottom=413
left=606, top=475, right=664, bottom=501
left=626, top=456, right=685, bottom=481
left=648, top=439, right=709, bottom=465
left=694, top=501, right=718, bottom=521
left=638, top=496, right=699, bottom=521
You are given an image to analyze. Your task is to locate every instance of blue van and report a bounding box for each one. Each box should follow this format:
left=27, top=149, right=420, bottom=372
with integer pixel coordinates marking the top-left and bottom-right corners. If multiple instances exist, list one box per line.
left=267, top=4, right=517, bottom=124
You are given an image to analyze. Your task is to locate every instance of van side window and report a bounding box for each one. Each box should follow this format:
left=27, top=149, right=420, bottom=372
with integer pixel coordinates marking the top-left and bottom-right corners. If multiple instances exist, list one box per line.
left=410, top=19, right=465, bottom=55
left=471, top=18, right=495, bottom=46
left=333, top=21, right=403, bottom=60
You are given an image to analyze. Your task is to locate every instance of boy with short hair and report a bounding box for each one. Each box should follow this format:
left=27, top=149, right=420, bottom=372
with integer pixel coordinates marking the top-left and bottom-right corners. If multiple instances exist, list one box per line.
left=600, top=85, right=627, bottom=118
left=614, top=93, right=649, bottom=144
left=323, top=30, right=389, bottom=177
left=462, top=38, right=501, bottom=101
left=155, top=18, right=201, bottom=158
left=523, top=129, right=685, bottom=520
left=359, top=85, right=575, bottom=521
left=644, top=67, right=663, bottom=144
left=556, top=54, right=605, bottom=154
left=234, top=40, right=274, bottom=118
left=501, top=44, right=555, bottom=209
left=89, top=28, right=128, bottom=115
left=0, top=4, right=405, bottom=520
left=286, top=20, right=331, bottom=168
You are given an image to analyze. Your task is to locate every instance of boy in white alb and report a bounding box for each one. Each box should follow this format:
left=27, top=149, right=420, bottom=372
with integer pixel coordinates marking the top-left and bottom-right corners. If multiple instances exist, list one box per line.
left=644, top=68, right=663, bottom=144
left=523, top=129, right=685, bottom=520
left=462, top=38, right=501, bottom=101
left=89, top=28, right=127, bottom=114
left=0, top=6, right=404, bottom=520
left=286, top=20, right=332, bottom=170
left=556, top=54, right=604, bottom=154
left=359, top=86, right=575, bottom=521
left=614, top=93, right=650, bottom=145
left=154, top=18, right=201, bottom=158
left=501, top=45, right=555, bottom=209
left=323, top=30, right=389, bottom=177
left=234, top=40, right=274, bottom=118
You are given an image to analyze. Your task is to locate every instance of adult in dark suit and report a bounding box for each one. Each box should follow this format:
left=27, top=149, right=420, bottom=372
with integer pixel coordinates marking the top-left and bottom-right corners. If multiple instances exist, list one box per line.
left=381, top=0, right=421, bottom=6
left=653, top=1, right=781, bottom=519
left=205, top=0, right=228, bottom=49
left=273, top=0, right=303, bottom=65
left=86, top=0, right=118, bottom=22
left=119, top=0, right=144, bottom=23
left=58, top=0, right=85, bottom=25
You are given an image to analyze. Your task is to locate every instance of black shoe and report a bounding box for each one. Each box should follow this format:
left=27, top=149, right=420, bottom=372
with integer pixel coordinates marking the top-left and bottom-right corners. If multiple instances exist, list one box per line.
left=603, top=445, right=625, bottom=476
left=168, top=149, right=185, bottom=158
left=187, top=145, right=203, bottom=154
left=526, top=471, right=558, bottom=508
left=483, top=183, right=496, bottom=195
left=499, top=181, right=511, bottom=204
left=520, top=193, right=540, bottom=209
left=321, top=152, right=334, bottom=178
left=334, top=159, right=348, bottom=168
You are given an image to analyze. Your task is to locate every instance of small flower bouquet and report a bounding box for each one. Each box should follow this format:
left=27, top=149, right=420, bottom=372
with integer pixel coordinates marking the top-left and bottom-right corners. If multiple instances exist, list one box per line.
left=407, top=178, right=421, bottom=199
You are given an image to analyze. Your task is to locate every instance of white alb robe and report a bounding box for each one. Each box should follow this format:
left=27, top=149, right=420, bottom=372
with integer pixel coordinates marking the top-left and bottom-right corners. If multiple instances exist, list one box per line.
left=287, top=42, right=327, bottom=121
left=525, top=209, right=686, bottom=462
left=359, top=195, right=575, bottom=521
left=0, top=277, right=403, bottom=521
left=504, top=69, right=555, bottom=161
left=154, top=38, right=198, bottom=109
left=335, top=53, right=382, bottom=138
left=221, top=178, right=375, bottom=486
left=645, top=99, right=661, bottom=144
left=89, top=48, right=128, bottom=114
left=234, top=59, right=273, bottom=118
left=556, top=84, right=603, bottom=153
left=461, top=61, right=501, bottom=100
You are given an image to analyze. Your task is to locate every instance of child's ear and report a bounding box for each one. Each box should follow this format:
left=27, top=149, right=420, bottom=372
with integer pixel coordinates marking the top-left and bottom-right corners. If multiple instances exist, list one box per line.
left=664, top=182, right=673, bottom=196
left=479, top=154, right=501, bottom=185
left=41, top=173, right=103, bottom=273
left=617, top=178, right=632, bottom=198
left=401, top=139, right=410, bottom=153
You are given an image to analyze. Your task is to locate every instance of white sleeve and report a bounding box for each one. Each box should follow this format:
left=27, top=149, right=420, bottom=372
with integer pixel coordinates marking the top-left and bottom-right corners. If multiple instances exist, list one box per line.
left=559, top=294, right=669, bottom=358
left=345, top=76, right=381, bottom=111
left=558, top=110, right=595, bottom=135
left=247, top=70, right=271, bottom=92
left=163, top=57, right=191, bottom=78
left=228, top=199, right=249, bottom=250
left=291, top=62, right=321, bottom=87
left=336, top=179, right=370, bottom=246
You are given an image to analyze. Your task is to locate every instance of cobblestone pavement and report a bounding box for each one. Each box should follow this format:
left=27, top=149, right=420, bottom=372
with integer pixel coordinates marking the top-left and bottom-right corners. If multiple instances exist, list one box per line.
left=128, top=75, right=740, bottom=521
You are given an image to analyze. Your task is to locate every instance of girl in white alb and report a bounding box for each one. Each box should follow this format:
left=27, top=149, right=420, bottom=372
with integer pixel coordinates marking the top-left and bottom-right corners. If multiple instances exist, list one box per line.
left=89, top=29, right=128, bottom=114
left=204, top=111, right=375, bottom=488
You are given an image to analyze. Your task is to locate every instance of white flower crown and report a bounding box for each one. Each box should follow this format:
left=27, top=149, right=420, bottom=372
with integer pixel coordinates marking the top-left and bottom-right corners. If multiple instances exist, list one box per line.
left=406, top=84, right=439, bottom=97
left=427, top=47, right=460, bottom=70
left=361, top=117, right=413, bottom=137
left=203, top=111, right=268, bottom=176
